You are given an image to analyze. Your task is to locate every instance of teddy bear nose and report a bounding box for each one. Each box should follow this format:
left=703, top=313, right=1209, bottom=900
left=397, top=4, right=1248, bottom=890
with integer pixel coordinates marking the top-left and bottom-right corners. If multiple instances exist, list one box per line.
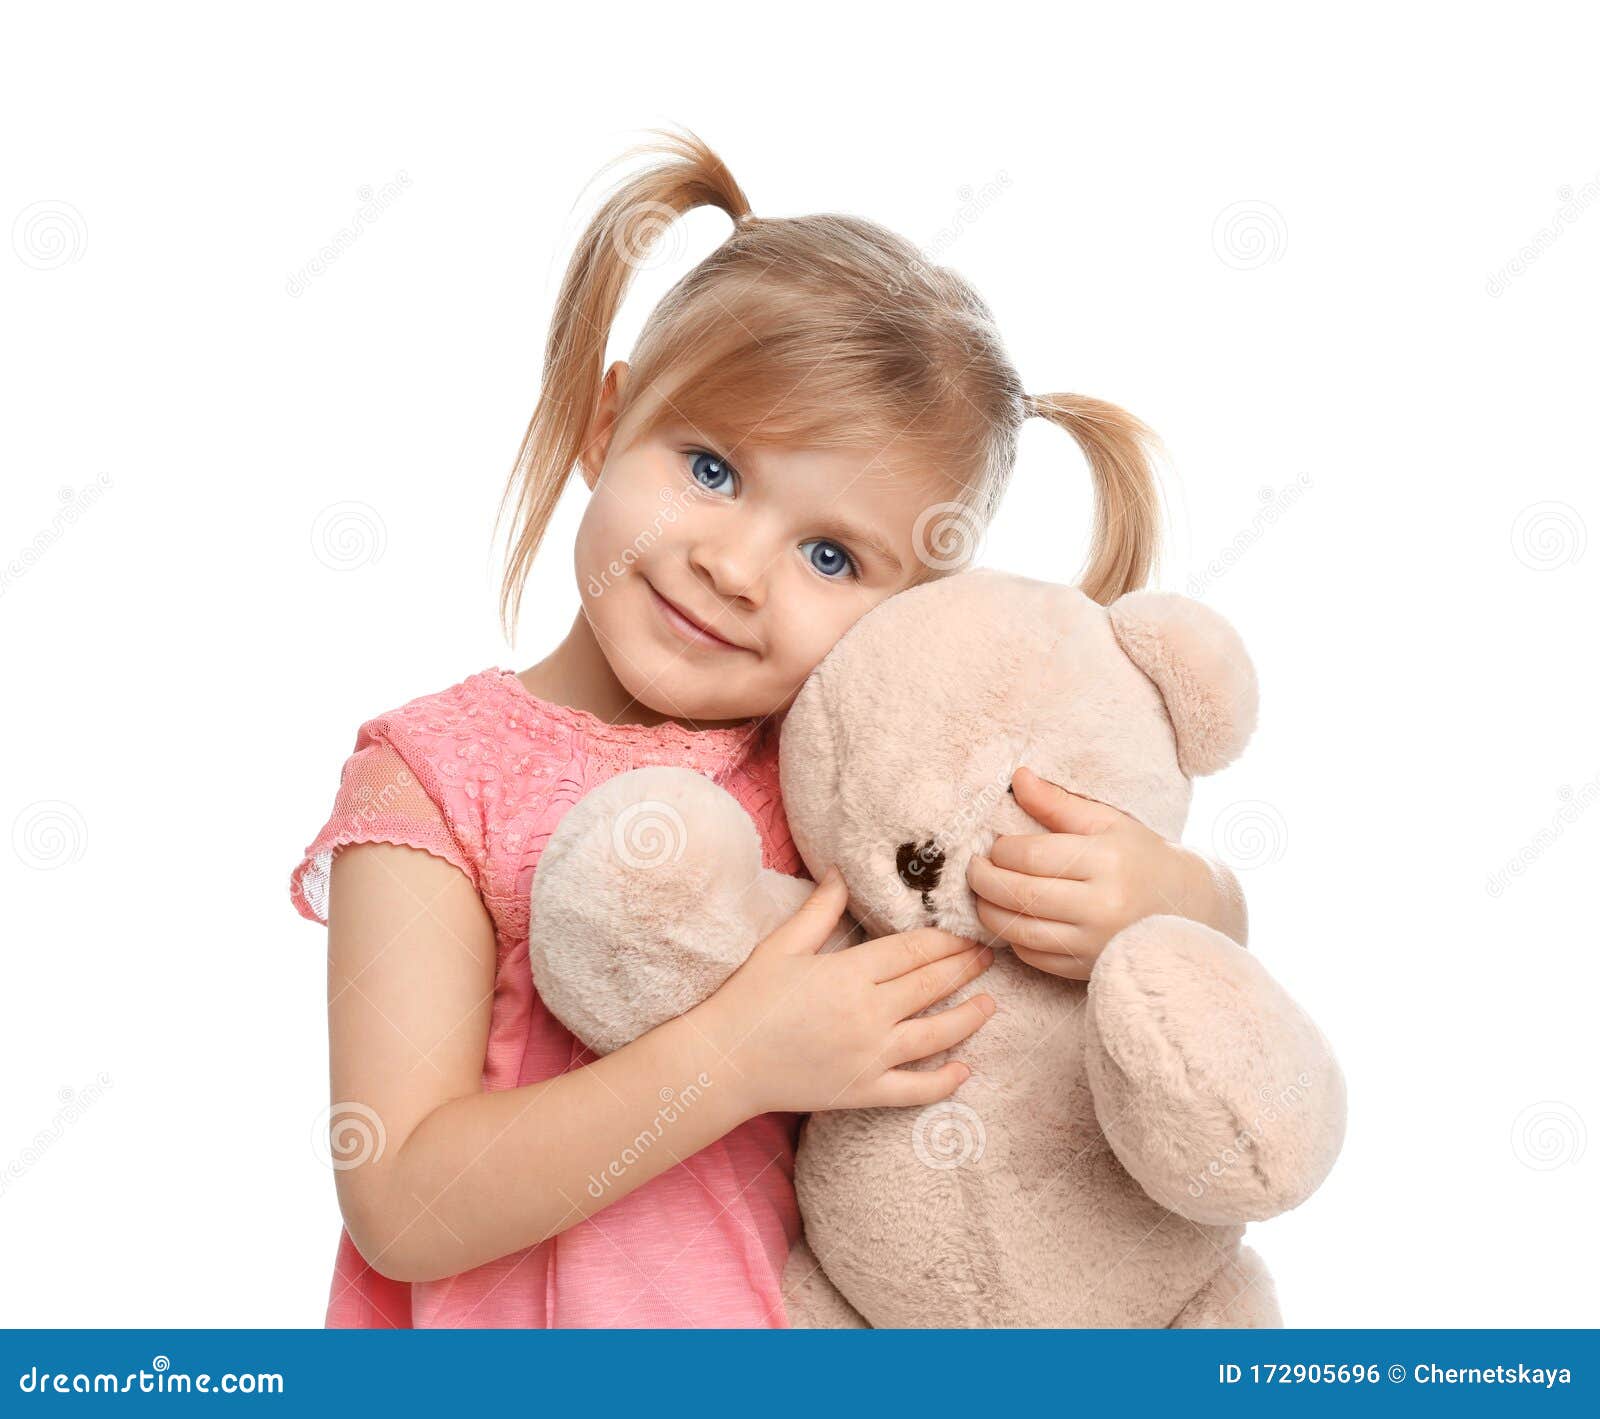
left=896, top=840, right=945, bottom=892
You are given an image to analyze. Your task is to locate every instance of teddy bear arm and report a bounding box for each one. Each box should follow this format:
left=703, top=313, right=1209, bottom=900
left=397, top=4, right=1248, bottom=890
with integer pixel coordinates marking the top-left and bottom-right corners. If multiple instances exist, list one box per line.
left=1085, top=915, right=1347, bottom=1226
left=528, top=766, right=808, bottom=1054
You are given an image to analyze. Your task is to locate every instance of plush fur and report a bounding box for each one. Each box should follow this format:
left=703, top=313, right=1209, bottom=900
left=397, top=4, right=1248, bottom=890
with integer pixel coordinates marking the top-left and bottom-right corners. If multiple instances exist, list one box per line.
left=529, top=569, right=1345, bottom=1327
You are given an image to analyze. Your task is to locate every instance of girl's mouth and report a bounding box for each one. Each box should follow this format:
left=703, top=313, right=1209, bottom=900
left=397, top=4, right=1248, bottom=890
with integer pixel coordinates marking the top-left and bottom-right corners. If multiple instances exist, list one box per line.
left=647, top=581, right=747, bottom=652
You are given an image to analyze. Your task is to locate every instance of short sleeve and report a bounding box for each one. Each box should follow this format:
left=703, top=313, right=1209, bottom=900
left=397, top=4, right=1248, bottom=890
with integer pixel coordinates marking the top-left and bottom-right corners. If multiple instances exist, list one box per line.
left=289, top=732, right=481, bottom=927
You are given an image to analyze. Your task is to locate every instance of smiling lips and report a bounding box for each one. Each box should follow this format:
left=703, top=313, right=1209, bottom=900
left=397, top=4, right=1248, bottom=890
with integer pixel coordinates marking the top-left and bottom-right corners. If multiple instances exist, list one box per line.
left=648, top=582, right=746, bottom=652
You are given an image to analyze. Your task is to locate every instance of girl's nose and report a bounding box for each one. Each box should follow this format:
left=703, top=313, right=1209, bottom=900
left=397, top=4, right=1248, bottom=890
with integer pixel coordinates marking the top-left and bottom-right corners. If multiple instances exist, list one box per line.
left=689, top=534, right=767, bottom=608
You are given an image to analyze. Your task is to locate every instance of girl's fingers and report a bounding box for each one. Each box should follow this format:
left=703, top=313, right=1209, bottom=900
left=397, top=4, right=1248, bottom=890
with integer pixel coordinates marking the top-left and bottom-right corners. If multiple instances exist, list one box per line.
left=1012, top=941, right=1097, bottom=982
left=861, top=1060, right=974, bottom=1109
left=889, top=994, right=996, bottom=1065
left=973, top=895, right=1094, bottom=965
left=771, top=865, right=851, bottom=955
left=858, top=925, right=984, bottom=983
left=966, top=854, right=1090, bottom=920
left=987, top=830, right=1100, bottom=879
left=1011, top=767, right=1126, bottom=835
left=885, top=944, right=993, bottom=1018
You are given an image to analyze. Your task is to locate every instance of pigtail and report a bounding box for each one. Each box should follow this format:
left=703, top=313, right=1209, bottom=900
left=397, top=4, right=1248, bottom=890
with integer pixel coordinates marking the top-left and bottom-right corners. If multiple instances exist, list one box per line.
left=495, top=129, right=752, bottom=642
left=1025, top=392, right=1164, bottom=604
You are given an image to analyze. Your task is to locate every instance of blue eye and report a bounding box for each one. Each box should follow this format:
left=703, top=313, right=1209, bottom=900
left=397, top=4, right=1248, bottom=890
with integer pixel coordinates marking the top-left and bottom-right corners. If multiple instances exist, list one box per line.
left=688, top=450, right=736, bottom=496
left=800, top=538, right=858, bottom=580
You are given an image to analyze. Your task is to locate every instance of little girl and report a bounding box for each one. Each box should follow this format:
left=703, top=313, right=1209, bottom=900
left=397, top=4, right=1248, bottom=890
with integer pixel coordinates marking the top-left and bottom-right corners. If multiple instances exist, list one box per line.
left=289, top=130, right=1245, bottom=1328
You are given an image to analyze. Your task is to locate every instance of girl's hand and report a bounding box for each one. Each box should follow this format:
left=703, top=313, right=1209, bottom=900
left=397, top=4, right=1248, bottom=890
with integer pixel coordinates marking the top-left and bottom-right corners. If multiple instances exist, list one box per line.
left=965, top=765, right=1247, bottom=981
left=695, top=866, right=997, bottom=1116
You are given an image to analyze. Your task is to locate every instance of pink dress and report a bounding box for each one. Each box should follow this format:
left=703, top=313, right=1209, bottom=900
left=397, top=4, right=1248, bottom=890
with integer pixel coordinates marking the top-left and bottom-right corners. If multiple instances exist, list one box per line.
left=289, top=667, right=805, bottom=1328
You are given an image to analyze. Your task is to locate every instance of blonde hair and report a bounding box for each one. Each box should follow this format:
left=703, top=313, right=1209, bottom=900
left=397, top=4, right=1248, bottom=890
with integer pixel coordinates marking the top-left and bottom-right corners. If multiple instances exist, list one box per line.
left=496, top=128, right=1164, bottom=641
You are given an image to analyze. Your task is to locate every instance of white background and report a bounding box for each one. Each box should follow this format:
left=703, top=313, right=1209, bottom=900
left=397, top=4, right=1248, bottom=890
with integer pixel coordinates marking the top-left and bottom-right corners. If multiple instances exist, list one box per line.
left=3, top=1, right=1595, bottom=1327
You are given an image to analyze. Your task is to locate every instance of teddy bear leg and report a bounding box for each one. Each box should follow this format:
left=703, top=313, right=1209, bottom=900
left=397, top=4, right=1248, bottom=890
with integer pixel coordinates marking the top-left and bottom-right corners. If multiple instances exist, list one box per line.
left=781, top=1234, right=870, bottom=1329
left=1168, top=1245, right=1282, bottom=1328
left=1086, top=915, right=1347, bottom=1226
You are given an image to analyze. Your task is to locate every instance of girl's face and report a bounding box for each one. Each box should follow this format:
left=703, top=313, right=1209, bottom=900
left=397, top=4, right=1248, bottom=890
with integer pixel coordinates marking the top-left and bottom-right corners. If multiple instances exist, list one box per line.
left=574, top=363, right=957, bottom=724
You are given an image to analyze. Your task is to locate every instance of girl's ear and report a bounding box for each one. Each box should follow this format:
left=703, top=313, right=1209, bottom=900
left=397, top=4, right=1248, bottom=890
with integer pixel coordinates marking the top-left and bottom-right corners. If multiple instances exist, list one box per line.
left=1107, top=591, right=1259, bottom=776
left=579, top=361, right=631, bottom=489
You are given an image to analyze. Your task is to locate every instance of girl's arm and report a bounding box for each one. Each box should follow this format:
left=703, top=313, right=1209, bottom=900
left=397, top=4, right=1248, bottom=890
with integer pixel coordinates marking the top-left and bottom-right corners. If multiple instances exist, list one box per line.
left=328, top=844, right=993, bottom=1284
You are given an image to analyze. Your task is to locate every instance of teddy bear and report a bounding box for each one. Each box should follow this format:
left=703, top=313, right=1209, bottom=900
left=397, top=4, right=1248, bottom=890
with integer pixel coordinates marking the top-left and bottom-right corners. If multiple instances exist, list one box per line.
left=527, top=569, right=1346, bottom=1327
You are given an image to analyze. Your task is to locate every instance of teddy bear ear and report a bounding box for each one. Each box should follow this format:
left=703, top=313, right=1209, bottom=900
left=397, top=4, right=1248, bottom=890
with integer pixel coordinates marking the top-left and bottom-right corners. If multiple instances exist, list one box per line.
left=1107, top=591, right=1259, bottom=776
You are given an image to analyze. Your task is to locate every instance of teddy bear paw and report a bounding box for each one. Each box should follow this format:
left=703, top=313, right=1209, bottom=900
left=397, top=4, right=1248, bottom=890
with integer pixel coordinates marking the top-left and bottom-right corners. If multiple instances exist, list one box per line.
left=1085, top=915, right=1346, bottom=1225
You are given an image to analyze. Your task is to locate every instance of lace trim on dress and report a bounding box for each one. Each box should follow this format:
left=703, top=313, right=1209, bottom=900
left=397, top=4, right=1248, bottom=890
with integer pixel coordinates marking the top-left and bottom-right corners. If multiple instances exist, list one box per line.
left=488, top=670, right=778, bottom=778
